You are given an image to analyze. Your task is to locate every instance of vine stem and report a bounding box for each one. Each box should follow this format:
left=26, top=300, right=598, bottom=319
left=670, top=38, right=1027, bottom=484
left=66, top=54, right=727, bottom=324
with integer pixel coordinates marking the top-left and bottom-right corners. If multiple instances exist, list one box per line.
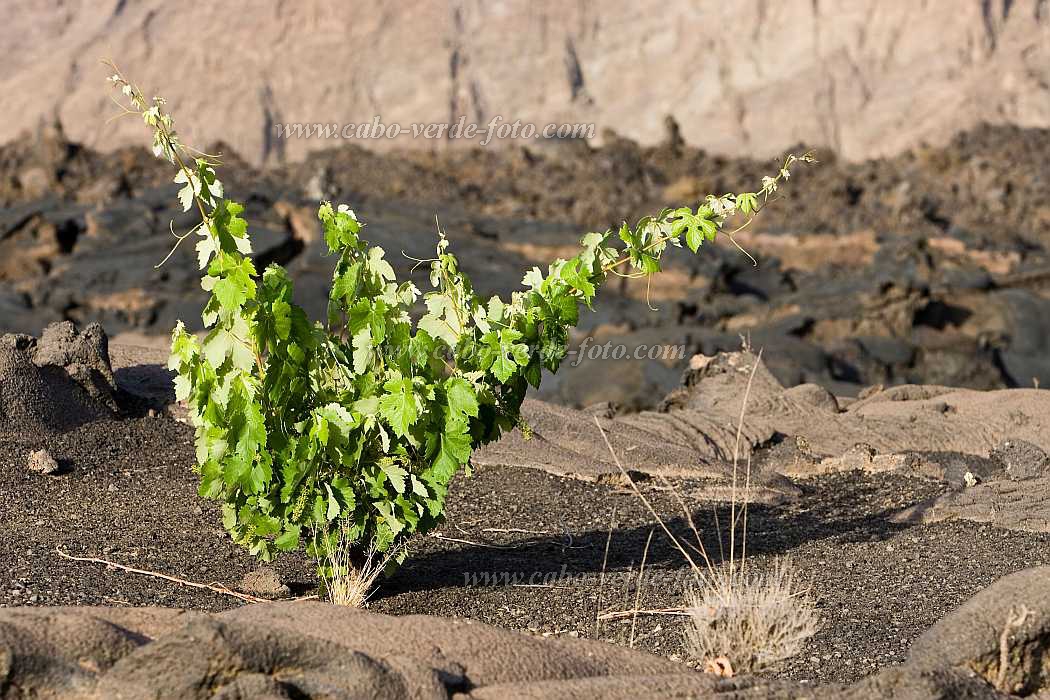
left=107, top=61, right=269, bottom=378
left=597, top=151, right=807, bottom=278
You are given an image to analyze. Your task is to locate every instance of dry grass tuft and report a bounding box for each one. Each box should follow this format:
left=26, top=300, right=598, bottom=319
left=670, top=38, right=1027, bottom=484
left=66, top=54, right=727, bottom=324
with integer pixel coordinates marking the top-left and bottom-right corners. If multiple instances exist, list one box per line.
left=316, top=522, right=401, bottom=607
left=325, top=560, right=384, bottom=608
left=595, top=345, right=820, bottom=674
left=685, top=558, right=819, bottom=674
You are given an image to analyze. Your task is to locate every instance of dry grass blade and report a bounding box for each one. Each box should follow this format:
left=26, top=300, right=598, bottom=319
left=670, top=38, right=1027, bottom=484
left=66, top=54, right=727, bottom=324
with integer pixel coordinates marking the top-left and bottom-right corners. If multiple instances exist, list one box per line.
left=657, top=474, right=714, bottom=572
left=594, top=416, right=703, bottom=579
left=595, top=507, right=617, bottom=638
left=729, top=348, right=762, bottom=575
left=630, top=528, right=655, bottom=648
left=482, top=527, right=552, bottom=535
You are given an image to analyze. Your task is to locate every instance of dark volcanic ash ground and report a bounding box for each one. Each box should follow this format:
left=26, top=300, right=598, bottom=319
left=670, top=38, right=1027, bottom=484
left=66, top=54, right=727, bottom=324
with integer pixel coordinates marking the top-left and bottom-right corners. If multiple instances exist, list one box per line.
left=2, top=123, right=1050, bottom=409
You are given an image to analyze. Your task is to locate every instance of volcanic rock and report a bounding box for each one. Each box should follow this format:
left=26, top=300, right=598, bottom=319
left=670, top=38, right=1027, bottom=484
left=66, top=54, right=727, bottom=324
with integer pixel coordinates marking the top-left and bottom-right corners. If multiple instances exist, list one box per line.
left=0, top=322, right=118, bottom=434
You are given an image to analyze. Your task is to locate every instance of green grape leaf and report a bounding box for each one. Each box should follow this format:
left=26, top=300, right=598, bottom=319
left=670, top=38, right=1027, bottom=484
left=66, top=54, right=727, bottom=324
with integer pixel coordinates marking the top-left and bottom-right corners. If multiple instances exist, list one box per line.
left=324, top=483, right=341, bottom=520
left=378, top=374, right=419, bottom=438
left=410, top=475, right=430, bottom=499
left=275, top=526, right=300, bottom=551
left=331, top=261, right=362, bottom=305
left=522, top=267, right=545, bottom=291
left=379, top=460, right=409, bottom=494
left=212, top=276, right=248, bottom=311
left=374, top=501, right=405, bottom=536
left=736, top=192, right=758, bottom=216
left=352, top=326, right=373, bottom=374
left=367, top=246, right=396, bottom=282
left=173, top=168, right=197, bottom=211
left=432, top=417, right=472, bottom=481
left=196, top=236, right=217, bottom=269
left=330, top=476, right=357, bottom=512
left=418, top=293, right=463, bottom=347
left=272, top=300, right=292, bottom=340
left=445, top=376, right=480, bottom=418
left=173, top=374, right=192, bottom=402
left=480, top=329, right=529, bottom=383
left=559, top=258, right=596, bottom=299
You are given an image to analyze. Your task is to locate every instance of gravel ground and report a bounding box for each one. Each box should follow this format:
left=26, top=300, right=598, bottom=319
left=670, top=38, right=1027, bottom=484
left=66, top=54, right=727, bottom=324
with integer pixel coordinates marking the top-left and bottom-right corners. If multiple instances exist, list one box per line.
left=2, top=414, right=1049, bottom=686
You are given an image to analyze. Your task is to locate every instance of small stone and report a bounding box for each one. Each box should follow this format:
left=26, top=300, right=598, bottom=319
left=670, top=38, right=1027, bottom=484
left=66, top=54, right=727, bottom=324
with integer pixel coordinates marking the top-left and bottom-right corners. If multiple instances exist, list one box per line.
left=239, top=567, right=291, bottom=600
left=27, top=449, right=60, bottom=475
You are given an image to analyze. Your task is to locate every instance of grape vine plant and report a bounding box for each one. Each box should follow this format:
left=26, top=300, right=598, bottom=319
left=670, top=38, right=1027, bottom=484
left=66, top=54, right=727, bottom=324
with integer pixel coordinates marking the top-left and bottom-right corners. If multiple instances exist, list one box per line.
left=107, top=66, right=812, bottom=597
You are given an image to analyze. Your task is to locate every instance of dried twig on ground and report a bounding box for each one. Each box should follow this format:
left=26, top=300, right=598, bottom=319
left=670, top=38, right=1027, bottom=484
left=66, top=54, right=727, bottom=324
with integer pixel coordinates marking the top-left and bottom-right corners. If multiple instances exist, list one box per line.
left=430, top=534, right=520, bottom=550
left=599, top=607, right=691, bottom=621
left=55, top=547, right=270, bottom=604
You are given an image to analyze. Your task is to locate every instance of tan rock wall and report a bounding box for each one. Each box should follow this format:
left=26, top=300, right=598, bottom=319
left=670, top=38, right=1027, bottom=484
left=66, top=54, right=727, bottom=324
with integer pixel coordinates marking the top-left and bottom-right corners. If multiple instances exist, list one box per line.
left=2, top=0, right=1048, bottom=164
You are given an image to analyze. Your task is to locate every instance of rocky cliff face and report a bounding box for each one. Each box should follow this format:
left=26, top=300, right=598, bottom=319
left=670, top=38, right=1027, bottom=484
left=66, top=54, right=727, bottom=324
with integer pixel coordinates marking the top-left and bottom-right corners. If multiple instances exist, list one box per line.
left=4, top=0, right=1048, bottom=165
